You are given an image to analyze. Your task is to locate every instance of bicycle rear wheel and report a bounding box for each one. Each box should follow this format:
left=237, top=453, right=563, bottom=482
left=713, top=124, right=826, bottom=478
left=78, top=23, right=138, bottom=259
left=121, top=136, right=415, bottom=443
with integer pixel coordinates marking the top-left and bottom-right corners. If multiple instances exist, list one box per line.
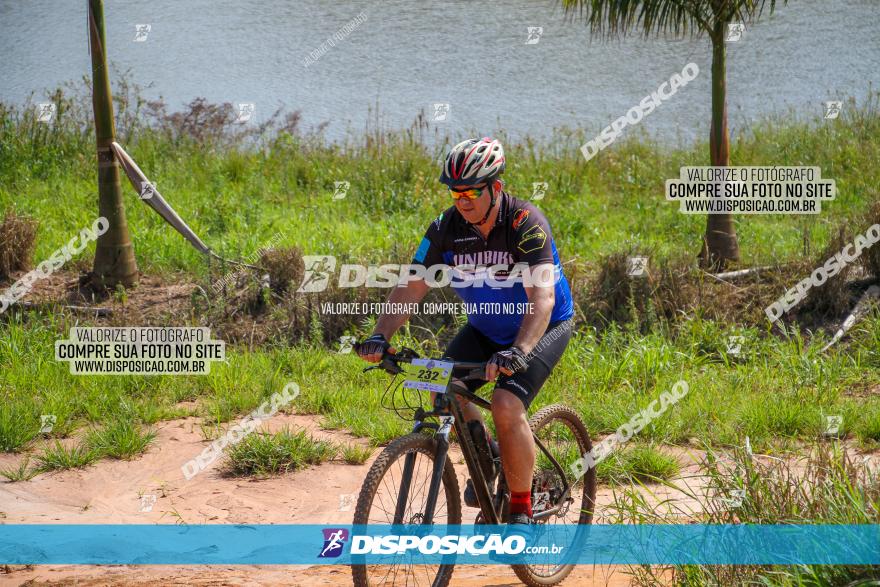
left=352, top=433, right=462, bottom=587
left=513, top=404, right=597, bottom=587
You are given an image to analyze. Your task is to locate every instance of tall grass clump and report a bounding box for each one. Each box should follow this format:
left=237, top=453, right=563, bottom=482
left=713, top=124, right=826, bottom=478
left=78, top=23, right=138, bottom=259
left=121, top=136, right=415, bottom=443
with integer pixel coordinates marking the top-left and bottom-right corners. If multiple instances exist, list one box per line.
left=35, top=441, right=99, bottom=472
left=596, top=444, right=681, bottom=485
left=340, top=443, right=374, bottom=465
left=0, top=458, right=38, bottom=482
left=86, top=419, right=156, bottom=460
left=608, top=444, right=880, bottom=586
left=0, top=208, right=38, bottom=279
left=224, top=426, right=337, bottom=477
left=0, top=404, right=40, bottom=453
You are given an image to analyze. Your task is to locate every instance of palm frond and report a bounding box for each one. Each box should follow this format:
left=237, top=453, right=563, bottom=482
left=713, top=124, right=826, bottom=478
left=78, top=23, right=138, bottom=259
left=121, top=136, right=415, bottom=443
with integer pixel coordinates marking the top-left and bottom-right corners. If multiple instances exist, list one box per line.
left=559, top=0, right=786, bottom=39
left=726, top=0, right=784, bottom=25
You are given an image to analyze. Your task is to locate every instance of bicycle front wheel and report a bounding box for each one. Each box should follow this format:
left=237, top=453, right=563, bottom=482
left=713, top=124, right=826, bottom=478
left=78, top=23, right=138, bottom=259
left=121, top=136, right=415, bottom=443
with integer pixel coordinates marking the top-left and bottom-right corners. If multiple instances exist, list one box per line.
left=352, top=433, right=462, bottom=587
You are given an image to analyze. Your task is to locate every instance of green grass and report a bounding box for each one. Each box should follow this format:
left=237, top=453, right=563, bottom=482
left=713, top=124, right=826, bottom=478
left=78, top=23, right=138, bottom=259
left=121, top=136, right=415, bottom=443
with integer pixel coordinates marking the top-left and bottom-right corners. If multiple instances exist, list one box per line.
left=596, top=444, right=681, bottom=485
left=35, top=441, right=99, bottom=472
left=1, top=311, right=878, bottom=453
left=0, top=405, right=40, bottom=452
left=0, top=457, right=37, bottom=482
left=1, top=84, right=878, bottom=276
left=85, top=419, right=157, bottom=460
left=340, top=443, right=374, bottom=465
left=224, top=427, right=337, bottom=477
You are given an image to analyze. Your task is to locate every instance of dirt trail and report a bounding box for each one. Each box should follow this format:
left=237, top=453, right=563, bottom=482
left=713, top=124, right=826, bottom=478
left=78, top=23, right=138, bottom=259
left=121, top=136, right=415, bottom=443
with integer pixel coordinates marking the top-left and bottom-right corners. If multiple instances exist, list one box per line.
left=3, top=563, right=633, bottom=586
left=0, top=411, right=710, bottom=586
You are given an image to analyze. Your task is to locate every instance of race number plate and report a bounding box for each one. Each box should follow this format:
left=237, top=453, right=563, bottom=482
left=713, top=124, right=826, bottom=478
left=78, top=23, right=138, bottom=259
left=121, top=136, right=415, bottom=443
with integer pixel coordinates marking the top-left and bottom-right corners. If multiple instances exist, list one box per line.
left=402, top=359, right=453, bottom=394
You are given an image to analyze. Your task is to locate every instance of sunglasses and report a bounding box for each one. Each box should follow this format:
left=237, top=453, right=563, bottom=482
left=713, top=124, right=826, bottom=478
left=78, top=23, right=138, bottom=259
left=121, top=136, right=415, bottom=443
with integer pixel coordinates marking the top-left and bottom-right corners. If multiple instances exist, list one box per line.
left=449, top=186, right=486, bottom=200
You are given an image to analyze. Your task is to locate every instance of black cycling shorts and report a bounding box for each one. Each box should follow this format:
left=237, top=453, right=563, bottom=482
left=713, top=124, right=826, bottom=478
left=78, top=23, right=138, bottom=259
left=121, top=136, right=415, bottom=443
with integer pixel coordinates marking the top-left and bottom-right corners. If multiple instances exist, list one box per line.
left=443, top=320, right=572, bottom=409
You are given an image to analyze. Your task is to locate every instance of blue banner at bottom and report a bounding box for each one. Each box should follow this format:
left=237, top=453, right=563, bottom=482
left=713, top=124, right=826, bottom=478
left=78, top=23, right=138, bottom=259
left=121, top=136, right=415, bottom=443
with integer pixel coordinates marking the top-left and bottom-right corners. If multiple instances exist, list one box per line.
left=1, top=524, right=878, bottom=565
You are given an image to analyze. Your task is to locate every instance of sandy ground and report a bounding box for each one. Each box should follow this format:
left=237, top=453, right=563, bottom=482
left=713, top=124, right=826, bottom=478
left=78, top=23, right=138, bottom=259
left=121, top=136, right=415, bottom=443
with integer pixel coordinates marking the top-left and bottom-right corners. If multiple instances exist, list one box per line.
left=1, top=564, right=634, bottom=586
left=0, top=409, right=720, bottom=587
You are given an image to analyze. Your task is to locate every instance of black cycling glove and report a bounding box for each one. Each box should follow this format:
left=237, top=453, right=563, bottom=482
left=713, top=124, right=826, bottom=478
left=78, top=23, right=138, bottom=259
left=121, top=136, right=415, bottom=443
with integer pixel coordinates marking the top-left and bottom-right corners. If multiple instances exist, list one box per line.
left=488, top=346, right=529, bottom=375
left=357, top=333, right=391, bottom=358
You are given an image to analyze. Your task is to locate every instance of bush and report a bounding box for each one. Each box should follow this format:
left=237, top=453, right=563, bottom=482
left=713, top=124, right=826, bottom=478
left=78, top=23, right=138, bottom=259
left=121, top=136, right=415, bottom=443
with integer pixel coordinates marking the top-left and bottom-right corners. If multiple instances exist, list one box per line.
left=802, top=225, right=860, bottom=319
left=0, top=208, right=38, bottom=279
left=861, top=201, right=880, bottom=280
left=259, top=246, right=304, bottom=294
left=583, top=246, right=692, bottom=333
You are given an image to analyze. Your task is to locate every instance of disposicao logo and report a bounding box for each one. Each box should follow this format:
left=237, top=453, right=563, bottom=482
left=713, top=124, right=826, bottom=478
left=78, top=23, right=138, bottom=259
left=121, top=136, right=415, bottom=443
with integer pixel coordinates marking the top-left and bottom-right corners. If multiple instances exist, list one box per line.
left=318, top=528, right=349, bottom=558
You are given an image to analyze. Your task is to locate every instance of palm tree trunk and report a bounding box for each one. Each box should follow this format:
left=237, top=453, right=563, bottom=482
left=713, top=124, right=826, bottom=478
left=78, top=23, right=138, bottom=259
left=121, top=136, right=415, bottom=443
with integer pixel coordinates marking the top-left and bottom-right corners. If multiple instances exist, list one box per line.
left=699, top=27, right=740, bottom=270
left=88, top=0, right=138, bottom=289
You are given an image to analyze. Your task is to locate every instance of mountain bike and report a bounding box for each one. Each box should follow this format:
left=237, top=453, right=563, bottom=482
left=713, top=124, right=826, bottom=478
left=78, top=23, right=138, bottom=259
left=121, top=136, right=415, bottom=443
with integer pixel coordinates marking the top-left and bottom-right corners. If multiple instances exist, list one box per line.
left=351, top=348, right=597, bottom=587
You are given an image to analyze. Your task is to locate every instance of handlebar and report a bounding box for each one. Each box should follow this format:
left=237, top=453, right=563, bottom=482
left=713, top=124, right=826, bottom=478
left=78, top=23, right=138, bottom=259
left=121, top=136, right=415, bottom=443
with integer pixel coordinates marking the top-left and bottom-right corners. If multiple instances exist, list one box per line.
left=362, top=346, right=487, bottom=381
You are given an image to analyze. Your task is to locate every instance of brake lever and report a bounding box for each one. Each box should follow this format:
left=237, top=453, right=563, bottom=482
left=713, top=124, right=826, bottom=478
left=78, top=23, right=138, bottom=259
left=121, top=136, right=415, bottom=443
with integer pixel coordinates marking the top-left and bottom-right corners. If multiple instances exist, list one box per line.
left=359, top=355, right=404, bottom=375
left=462, top=367, right=488, bottom=382
left=379, top=353, right=403, bottom=375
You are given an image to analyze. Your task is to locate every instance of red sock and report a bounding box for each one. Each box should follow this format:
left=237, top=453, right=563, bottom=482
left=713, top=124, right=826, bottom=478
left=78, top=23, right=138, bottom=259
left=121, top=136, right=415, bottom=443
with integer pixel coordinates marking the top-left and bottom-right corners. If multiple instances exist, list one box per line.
left=509, top=491, right=532, bottom=517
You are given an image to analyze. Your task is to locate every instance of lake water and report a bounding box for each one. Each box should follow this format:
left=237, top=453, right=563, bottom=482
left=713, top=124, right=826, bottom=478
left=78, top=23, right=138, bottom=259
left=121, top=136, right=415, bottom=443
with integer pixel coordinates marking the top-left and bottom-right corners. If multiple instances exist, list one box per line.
left=1, top=0, right=878, bottom=145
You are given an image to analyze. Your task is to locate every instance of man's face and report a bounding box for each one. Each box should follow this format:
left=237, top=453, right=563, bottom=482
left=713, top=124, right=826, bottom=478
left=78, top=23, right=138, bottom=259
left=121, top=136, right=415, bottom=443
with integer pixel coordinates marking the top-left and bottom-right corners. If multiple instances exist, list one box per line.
left=452, top=182, right=490, bottom=224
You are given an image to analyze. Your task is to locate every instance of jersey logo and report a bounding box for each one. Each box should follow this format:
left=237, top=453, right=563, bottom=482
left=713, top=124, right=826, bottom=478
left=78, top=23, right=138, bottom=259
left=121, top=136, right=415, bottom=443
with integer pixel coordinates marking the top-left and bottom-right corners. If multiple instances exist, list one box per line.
left=433, top=212, right=444, bottom=230
left=512, top=209, right=530, bottom=230
left=453, top=250, right=514, bottom=266
left=517, top=225, right=546, bottom=254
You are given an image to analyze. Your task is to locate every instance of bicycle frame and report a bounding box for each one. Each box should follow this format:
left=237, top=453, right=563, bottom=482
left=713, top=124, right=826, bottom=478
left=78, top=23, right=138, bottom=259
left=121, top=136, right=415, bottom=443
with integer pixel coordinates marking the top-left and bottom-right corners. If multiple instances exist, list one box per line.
left=391, top=363, right=575, bottom=527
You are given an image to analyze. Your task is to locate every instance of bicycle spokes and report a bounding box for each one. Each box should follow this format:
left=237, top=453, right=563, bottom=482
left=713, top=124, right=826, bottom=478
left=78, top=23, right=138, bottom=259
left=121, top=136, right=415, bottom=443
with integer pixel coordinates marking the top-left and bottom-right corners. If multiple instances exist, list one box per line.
left=373, top=449, right=449, bottom=525
left=352, top=434, right=461, bottom=587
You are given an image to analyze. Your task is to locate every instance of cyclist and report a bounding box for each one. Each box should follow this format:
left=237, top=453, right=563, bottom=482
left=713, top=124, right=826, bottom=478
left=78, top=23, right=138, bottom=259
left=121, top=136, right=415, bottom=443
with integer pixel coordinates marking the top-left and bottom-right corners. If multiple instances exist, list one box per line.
left=357, top=137, right=574, bottom=526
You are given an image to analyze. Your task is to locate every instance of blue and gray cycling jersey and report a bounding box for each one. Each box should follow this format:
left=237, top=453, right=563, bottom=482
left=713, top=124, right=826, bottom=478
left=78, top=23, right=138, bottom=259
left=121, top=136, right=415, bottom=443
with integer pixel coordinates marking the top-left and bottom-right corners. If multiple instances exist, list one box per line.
left=411, top=192, right=574, bottom=345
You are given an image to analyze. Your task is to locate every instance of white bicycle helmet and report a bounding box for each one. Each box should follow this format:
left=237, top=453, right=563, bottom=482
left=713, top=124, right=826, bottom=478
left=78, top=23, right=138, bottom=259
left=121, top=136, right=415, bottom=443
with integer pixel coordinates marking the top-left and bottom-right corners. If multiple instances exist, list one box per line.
left=439, top=137, right=506, bottom=187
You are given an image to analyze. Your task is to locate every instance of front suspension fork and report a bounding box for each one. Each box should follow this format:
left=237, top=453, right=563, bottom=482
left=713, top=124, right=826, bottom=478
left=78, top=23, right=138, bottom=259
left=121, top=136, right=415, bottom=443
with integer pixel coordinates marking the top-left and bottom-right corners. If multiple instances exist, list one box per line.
left=422, top=416, right=453, bottom=525
left=394, top=416, right=454, bottom=525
